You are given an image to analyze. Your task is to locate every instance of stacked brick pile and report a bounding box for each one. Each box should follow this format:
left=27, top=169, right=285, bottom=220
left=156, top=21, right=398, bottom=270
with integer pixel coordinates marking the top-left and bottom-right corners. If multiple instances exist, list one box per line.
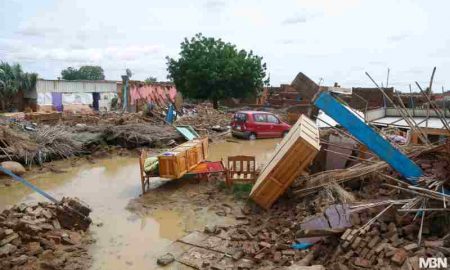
left=417, top=158, right=449, bottom=180
left=0, top=198, right=92, bottom=270
left=333, top=210, right=449, bottom=269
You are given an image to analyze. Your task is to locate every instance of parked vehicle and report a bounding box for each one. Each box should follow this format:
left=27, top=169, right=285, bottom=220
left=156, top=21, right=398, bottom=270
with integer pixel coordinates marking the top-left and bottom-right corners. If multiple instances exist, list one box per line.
left=231, top=111, right=291, bottom=140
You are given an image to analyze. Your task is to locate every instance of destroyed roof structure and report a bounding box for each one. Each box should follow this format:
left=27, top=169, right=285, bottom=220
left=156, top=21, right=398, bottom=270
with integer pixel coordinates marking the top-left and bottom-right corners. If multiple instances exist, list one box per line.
left=342, top=87, right=394, bottom=111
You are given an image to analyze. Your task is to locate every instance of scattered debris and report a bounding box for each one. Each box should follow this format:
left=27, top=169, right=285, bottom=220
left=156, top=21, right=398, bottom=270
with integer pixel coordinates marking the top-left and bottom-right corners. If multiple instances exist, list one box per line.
left=175, top=103, right=231, bottom=136
left=157, top=253, right=175, bottom=266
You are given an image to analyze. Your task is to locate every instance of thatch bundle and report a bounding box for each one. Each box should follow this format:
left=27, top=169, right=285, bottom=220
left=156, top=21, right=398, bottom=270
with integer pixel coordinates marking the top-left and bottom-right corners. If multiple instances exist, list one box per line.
left=0, top=125, right=81, bottom=165
left=73, top=123, right=182, bottom=148
left=32, top=125, right=82, bottom=162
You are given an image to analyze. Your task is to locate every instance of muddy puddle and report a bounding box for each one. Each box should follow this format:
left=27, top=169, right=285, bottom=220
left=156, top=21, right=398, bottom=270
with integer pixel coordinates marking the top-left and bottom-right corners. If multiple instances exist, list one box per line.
left=0, top=138, right=280, bottom=269
left=208, top=138, right=281, bottom=168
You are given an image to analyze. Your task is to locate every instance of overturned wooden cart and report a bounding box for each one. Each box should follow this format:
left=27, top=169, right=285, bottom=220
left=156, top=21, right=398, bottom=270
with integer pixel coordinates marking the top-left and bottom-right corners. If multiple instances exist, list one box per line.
left=250, top=115, right=320, bottom=209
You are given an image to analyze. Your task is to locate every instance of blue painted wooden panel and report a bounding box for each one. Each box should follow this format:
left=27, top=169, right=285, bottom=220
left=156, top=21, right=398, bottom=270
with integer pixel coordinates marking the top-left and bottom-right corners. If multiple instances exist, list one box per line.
left=314, top=91, right=423, bottom=183
left=175, top=125, right=200, bottom=141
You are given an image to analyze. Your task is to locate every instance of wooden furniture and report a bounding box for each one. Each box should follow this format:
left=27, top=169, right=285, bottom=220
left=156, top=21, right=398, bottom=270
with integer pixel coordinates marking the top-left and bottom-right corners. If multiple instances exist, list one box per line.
left=139, top=149, right=157, bottom=194
left=187, top=161, right=226, bottom=181
left=225, top=155, right=257, bottom=186
left=158, top=137, right=208, bottom=179
left=250, top=115, right=320, bottom=209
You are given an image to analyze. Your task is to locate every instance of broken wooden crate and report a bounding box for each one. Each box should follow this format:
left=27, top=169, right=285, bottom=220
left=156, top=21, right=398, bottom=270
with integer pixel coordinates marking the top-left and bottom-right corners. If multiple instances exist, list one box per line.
left=158, top=137, right=208, bottom=179
left=250, top=115, right=320, bottom=209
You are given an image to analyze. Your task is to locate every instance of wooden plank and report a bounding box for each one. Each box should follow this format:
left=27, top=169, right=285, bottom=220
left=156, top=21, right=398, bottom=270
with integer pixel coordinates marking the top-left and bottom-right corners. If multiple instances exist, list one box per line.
left=250, top=115, right=320, bottom=209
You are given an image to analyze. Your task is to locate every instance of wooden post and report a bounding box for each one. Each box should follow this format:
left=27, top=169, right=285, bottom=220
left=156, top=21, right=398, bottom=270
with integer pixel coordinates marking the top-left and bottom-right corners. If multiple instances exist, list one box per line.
left=366, top=72, right=430, bottom=144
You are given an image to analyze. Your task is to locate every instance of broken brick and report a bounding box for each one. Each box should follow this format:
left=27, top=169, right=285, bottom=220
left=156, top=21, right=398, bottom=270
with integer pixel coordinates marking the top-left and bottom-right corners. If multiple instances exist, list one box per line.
left=368, top=236, right=380, bottom=248
left=424, top=240, right=444, bottom=248
left=354, top=257, right=371, bottom=268
left=391, top=248, right=407, bottom=266
left=351, top=237, right=363, bottom=249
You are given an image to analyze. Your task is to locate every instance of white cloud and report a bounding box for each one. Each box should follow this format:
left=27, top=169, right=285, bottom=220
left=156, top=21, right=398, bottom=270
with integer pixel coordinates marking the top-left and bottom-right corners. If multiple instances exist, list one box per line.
left=234, top=8, right=267, bottom=26
left=296, top=0, right=361, bottom=16
left=16, top=25, right=61, bottom=37
left=2, top=44, right=161, bottom=63
left=1, top=0, right=450, bottom=90
left=204, top=0, right=227, bottom=11
left=388, top=34, right=410, bottom=42
left=282, top=15, right=307, bottom=25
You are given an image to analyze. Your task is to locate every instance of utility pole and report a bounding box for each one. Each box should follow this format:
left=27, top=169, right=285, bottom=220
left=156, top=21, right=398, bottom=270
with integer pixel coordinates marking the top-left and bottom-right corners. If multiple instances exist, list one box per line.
left=386, top=68, right=390, bottom=88
left=121, top=75, right=129, bottom=112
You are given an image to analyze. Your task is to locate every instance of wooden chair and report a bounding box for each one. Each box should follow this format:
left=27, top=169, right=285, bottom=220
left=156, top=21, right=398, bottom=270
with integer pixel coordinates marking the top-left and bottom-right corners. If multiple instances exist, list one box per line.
left=139, top=149, right=157, bottom=194
left=225, top=155, right=257, bottom=186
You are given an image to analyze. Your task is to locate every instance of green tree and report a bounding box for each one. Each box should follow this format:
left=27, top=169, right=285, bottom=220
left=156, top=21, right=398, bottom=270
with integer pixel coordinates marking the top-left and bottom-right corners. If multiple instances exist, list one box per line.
left=166, top=33, right=268, bottom=109
left=60, top=67, right=80, bottom=80
left=0, top=62, right=37, bottom=111
left=61, top=65, right=105, bottom=80
left=144, top=76, right=157, bottom=84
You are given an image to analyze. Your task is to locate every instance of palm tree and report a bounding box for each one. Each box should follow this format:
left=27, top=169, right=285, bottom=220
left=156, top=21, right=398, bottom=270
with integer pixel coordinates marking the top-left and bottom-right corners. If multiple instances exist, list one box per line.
left=0, top=62, right=38, bottom=111
left=0, top=69, right=5, bottom=93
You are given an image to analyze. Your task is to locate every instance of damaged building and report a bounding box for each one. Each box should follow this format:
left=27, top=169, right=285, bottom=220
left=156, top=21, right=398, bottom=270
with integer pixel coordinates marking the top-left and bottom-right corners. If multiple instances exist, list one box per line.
left=25, top=79, right=118, bottom=113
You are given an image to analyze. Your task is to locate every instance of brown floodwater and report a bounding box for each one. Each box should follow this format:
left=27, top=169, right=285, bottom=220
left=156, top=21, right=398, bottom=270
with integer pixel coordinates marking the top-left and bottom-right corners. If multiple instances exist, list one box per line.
left=0, top=138, right=280, bottom=270
left=0, top=157, right=179, bottom=269
left=208, top=138, right=281, bottom=168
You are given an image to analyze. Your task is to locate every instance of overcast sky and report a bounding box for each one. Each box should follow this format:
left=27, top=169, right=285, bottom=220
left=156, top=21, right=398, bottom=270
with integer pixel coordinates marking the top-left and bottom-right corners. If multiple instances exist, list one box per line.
left=1, top=0, right=449, bottom=91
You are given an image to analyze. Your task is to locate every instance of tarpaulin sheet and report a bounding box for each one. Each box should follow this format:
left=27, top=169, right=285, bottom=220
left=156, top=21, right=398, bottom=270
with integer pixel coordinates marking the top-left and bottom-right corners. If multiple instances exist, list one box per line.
left=37, top=92, right=53, bottom=105
left=51, top=92, right=63, bottom=112
left=130, top=85, right=177, bottom=105
left=62, top=93, right=93, bottom=105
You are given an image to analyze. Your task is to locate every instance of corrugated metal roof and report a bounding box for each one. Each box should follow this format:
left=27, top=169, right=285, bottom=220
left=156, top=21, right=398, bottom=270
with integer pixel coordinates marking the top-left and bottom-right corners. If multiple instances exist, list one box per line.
left=36, top=79, right=118, bottom=93
left=372, top=116, right=450, bottom=129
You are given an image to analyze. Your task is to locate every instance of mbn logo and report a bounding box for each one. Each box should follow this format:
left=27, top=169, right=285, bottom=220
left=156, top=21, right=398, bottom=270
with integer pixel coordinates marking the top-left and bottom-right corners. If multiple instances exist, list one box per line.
left=419, top=257, right=448, bottom=269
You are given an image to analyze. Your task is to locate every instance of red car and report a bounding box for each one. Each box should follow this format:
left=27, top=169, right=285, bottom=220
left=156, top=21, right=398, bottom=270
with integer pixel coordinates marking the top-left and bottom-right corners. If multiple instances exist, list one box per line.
left=231, top=111, right=291, bottom=140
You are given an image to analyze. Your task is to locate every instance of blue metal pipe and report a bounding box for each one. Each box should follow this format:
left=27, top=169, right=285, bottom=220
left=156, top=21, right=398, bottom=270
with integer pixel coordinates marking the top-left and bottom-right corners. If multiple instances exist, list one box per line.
left=0, top=166, right=59, bottom=203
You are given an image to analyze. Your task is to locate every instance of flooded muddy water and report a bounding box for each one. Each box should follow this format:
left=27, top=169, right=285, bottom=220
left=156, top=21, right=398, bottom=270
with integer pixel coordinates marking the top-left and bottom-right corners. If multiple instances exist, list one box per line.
left=0, top=137, right=280, bottom=269
left=208, top=138, right=280, bottom=168
left=0, top=157, right=179, bottom=269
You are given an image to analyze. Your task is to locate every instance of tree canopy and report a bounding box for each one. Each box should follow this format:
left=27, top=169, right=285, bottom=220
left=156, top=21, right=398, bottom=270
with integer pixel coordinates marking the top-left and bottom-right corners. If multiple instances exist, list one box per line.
left=0, top=62, right=38, bottom=111
left=144, top=76, right=157, bottom=84
left=166, top=33, right=268, bottom=108
left=61, top=65, right=105, bottom=80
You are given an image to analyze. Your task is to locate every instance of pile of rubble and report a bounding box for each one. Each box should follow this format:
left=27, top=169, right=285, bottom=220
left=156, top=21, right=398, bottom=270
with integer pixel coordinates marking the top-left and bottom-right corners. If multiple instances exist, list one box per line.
left=0, top=198, right=93, bottom=270
left=177, top=142, right=449, bottom=269
left=61, top=111, right=162, bottom=126
left=0, top=111, right=183, bottom=166
left=176, top=103, right=232, bottom=135
left=334, top=209, right=449, bottom=269
left=73, top=123, right=182, bottom=148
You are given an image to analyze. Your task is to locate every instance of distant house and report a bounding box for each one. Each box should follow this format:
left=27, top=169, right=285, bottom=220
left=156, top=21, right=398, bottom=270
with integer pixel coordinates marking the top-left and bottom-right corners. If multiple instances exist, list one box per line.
left=25, top=79, right=118, bottom=112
